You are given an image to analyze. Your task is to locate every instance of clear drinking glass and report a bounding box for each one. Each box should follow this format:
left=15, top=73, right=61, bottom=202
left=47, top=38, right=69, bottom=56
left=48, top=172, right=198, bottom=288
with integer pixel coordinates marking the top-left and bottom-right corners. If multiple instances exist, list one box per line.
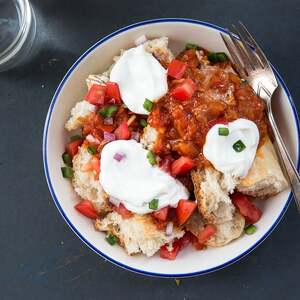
left=0, top=0, right=36, bottom=71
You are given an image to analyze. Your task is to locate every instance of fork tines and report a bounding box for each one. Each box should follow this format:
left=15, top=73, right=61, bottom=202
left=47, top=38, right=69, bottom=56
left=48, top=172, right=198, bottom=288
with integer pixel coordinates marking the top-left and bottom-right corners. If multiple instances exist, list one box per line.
left=220, top=21, right=270, bottom=76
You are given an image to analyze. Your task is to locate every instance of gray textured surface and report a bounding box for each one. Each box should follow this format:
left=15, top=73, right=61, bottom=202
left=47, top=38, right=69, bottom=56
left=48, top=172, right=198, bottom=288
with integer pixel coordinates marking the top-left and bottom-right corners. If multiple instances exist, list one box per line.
left=1, top=0, right=300, bottom=299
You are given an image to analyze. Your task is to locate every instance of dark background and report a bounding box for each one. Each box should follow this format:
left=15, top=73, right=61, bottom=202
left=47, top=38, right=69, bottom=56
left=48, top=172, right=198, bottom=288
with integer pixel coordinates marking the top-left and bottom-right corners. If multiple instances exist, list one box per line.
left=1, top=0, right=300, bottom=299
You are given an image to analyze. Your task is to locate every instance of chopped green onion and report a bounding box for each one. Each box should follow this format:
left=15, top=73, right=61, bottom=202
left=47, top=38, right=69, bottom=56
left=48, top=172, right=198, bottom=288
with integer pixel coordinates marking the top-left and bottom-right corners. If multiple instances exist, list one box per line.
left=143, top=98, right=153, bottom=112
left=87, top=145, right=97, bottom=155
left=216, top=52, right=228, bottom=62
left=208, top=52, right=218, bottom=63
left=218, top=127, right=229, bottom=136
left=61, top=167, right=73, bottom=179
left=208, top=52, right=228, bottom=63
left=140, top=119, right=148, bottom=128
left=185, top=43, right=200, bottom=50
left=149, top=199, right=159, bottom=210
left=244, top=224, right=257, bottom=235
left=233, top=140, right=246, bottom=152
left=98, top=105, right=118, bottom=118
left=62, top=152, right=72, bottom=167
left=105, top=234, right=119, bottom=245
left=147, top=151, right=156, bottom=165
left=70, top=134, right=82, bottom=141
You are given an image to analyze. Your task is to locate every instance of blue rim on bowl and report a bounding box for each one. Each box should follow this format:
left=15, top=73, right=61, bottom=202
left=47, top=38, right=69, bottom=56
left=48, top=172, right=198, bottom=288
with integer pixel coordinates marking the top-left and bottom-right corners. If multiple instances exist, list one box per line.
left=43, top=18, right=300, bottom=278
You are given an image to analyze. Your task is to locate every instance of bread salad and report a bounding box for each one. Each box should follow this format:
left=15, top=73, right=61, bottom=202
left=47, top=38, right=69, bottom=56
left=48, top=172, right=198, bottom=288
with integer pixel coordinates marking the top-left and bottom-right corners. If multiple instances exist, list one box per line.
left=61, top=36, right=288, bottom=259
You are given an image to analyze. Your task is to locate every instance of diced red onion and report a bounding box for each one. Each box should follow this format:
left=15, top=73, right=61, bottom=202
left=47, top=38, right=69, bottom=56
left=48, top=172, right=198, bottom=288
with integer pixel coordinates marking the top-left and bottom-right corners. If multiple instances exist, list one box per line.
left=165, top=222, right=173, bottom=236
left=86, top=134, right=100, bottom=144
left=103, top=131, right=115, bottom=141
left=131, top=131, right=140, bottom=142
left=104, top=117, right=113, bottom=125
left=134, top=34, right=147, bottom=46
left=108, top=98, right=116, bottom=104
left=113, top=152, right=125, bottom=161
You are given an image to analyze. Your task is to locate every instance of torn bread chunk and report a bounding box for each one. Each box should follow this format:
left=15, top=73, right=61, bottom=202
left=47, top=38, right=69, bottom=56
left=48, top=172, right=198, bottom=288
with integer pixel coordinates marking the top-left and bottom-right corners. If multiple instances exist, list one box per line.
left=237, top=136, right=288, bottom=198
left=95, top=212, right=184, bottom=257
left=65, top=100, right=96, bottom=131
left=140, top=126, right=158, bottom=151
left=206, top=212, right=245, bottom=247
left=143, top=36, right=174, bottom=63
left=72, top=145, right=111, bottom=214
left=185, top=211, right=204, bottom=237
left=192, top=167, right=237, bottom=224
left=185, top=210, right=245, bottom=247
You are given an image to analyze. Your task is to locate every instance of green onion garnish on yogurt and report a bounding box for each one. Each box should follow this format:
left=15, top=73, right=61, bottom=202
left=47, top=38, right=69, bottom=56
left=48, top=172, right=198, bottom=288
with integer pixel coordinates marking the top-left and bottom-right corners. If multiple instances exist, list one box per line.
left=143, top=98, right=153, bottom=112
left=218, top=127, right=229, bottom=136
left=147, top=151, right=156, bottom=165
left=149, top=199, right=159, bottom=210
left=233, top=140, right=246, bottom=152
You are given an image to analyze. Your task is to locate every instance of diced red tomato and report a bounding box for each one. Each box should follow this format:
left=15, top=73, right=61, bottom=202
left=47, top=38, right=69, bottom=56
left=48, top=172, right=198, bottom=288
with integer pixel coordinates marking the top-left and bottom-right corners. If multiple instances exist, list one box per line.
left=167, top=59, right=187, bottom=79
left=106, top=82, right=122, bottom=104
left=75, top=200, right=98, bottom=219
left=152, top=206, right=169, bottom=221
left=66, top=139, right=83, bottom=158
left=176, top=199, right=197, bottom=225
left=190, top=233, right=205, bottom=250
left=159, top=240, right=181, bottom=260
left=171, top=156, right=195, bottom=176
left=197, top=224, right=217, bottom=244
left=170, top=79, right=196, bottom=101
left=85, top=84, right=107, bottom=105
left=231, top=192, right=262, bottom=224
left=113, top=203, right=133, bottom=219
left=114, top=121, right=131, bottom=140
left=159, top=155, right=174, bottom=175
left=208, top=117, right=228, bottom=129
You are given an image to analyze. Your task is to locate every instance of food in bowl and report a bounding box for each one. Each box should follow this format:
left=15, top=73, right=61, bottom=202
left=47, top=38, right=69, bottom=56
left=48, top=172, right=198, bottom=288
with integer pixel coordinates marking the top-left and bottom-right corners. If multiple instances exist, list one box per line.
left=61, top=36, right=288, bottom=259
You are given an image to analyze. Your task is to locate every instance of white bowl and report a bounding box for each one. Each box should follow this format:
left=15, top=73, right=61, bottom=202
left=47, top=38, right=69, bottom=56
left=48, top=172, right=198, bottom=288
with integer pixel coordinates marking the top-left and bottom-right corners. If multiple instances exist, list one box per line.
left=43, top=18, right=300, bottom=277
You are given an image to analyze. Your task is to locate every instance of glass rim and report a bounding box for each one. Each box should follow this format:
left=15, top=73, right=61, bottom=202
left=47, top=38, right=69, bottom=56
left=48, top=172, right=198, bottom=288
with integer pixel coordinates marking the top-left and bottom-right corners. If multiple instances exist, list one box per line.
left=0, top=0, right=33, bottom=64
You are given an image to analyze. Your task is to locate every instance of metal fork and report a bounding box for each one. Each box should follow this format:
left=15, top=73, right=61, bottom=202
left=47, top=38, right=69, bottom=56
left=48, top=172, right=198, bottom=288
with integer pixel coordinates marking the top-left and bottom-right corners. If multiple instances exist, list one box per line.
left=220, top=21, right=300, bottom=212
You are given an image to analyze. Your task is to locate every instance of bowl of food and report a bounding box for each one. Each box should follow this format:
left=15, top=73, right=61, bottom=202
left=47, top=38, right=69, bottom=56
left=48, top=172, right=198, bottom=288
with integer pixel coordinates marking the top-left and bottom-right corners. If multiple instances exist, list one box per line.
left=43, top=18, right=299, bottom=277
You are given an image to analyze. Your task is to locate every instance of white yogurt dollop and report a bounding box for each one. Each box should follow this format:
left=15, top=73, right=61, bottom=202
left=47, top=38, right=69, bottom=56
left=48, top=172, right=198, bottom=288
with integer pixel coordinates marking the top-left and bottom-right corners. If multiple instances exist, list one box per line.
left=203, top=118, right=259, bottom=178
left=110, top=45, right=168, bottom=115
left=100, top=140, right=189, bottom=214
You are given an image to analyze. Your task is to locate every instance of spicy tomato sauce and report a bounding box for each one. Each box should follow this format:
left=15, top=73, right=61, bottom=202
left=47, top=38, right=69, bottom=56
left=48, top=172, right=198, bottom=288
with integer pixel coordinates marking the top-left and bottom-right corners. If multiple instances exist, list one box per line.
left=148, top=49, right=268, bottom=167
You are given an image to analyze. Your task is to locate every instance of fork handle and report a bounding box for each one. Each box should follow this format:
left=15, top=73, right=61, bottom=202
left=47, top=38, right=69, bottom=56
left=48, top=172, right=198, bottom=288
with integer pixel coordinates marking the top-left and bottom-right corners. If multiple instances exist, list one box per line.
left=267, top=102, right=300, bottom=212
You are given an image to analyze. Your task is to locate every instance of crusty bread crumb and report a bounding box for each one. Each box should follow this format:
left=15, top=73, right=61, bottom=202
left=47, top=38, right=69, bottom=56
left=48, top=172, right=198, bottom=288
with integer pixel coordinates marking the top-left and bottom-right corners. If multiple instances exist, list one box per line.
left=95, top=212, right=184, bottom=257
left=238, top=137, right=288, bottom=198
left=185, top=210, right=245, bottom=247
left=65, top=100, right=96, bottom=131
left=192, top=167, right=236, bottom=224
left=72, top=145, right=111, bottom=214
left=140, top=126, right=158, bottom=151
left=143, top=36, right=174, bottom=63
left=206, top=212, right=245, bottom=247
